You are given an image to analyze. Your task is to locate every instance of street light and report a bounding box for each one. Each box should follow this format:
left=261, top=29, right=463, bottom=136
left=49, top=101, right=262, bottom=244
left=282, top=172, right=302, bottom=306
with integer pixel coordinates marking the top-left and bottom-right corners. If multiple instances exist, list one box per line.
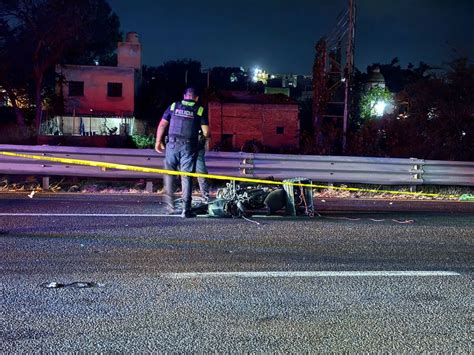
left=374, top=100, right=386, bottom=116
left=252, top=67, right=261, bottom=82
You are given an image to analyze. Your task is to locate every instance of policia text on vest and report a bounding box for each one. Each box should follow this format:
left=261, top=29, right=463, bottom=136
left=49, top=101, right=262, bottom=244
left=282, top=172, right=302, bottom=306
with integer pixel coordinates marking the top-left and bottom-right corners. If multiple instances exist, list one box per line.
left=155, top=88, right=210, bottom=218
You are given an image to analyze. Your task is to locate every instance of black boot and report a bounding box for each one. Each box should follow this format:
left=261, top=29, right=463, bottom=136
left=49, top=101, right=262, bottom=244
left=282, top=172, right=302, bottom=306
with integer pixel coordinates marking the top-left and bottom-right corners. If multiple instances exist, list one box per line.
left=181, top=209, right=197, bottom=218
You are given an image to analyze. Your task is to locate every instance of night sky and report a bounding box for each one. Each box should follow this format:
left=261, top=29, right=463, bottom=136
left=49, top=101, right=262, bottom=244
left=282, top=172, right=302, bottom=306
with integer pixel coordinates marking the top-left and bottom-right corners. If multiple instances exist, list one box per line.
left=108, top=0, right=473, bottom=74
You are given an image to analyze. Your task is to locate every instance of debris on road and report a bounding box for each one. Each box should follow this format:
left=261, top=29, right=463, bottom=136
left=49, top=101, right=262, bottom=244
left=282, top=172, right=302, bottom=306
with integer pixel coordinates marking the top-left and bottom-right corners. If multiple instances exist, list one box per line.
left=40, top=282, right=103, bottom=289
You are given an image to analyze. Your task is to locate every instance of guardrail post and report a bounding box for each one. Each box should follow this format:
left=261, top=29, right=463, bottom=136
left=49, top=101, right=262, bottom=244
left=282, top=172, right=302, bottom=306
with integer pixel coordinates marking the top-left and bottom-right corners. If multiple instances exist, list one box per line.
left=239, top=153, right=255, bottom=176
left=145, top=181, right=153, bottom=193
left=42, top=176, right=50, bottom=191
left=410, top=158, right=425, bottom=184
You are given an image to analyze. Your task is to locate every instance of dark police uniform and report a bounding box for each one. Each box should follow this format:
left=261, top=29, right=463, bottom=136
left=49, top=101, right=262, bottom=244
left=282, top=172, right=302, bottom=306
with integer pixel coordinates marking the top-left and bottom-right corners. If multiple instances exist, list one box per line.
left=162, top=99, right=208, bottom=213
left=196, top=131, right=209, bottom=201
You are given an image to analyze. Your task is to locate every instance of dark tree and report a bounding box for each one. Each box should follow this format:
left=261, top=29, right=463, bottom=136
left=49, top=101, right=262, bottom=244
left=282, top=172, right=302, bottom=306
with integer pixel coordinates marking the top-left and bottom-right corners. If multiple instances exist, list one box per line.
left=401, top=58, right=473, bottom=160
left=136, top=59, right=203, bottom=131
left=348, top=58, right=473, bottom=161
left=0, top=0, right=120, bottom=131
left=208, top=67, right=247, bottom=91
left=0, top=17, right=31, bottom=126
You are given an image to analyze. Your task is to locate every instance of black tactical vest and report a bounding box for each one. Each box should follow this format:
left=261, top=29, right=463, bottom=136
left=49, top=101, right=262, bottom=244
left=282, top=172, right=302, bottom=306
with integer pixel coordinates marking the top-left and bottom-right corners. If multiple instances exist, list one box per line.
left=168, top=100, right=204, bottom=140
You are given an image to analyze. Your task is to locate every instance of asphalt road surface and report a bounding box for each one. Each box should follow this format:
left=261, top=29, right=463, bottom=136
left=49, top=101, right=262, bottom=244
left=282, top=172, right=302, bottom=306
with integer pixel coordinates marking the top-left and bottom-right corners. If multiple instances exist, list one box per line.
left=1, top=194, right=473, bottom=352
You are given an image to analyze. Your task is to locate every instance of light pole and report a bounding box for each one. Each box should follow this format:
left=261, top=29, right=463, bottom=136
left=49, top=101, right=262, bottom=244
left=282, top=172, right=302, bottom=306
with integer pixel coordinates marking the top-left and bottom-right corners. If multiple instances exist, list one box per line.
left=342, top=0, right=356, bottom=153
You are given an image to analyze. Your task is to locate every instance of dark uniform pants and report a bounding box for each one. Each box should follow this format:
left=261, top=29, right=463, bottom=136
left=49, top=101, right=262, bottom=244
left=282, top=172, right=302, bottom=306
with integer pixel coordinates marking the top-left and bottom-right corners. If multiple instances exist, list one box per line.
left=196, top=148, right=209, bottom=199
left=165, top=141, right=198, bottom=212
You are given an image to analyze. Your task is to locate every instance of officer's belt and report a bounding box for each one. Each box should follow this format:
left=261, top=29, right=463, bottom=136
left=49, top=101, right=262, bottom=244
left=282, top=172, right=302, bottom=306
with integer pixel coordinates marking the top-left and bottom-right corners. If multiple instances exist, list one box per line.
left=167, top=136, right=197, bottom=144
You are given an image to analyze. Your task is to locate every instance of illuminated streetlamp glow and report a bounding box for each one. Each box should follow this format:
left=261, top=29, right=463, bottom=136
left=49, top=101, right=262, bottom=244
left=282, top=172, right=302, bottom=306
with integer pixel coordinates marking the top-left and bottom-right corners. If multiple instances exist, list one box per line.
left=374, top=100, right=386, bottom=116
left=252, top=67, right=264, bottom=83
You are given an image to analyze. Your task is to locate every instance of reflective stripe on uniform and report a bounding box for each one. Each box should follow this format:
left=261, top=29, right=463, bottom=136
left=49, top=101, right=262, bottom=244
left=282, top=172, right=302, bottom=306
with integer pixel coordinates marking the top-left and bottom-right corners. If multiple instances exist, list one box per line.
left=170, top=102, right=176, bottom=111
left=197, top=106, right=204, bottom=116
left=181, top=100, right=196, bottom=106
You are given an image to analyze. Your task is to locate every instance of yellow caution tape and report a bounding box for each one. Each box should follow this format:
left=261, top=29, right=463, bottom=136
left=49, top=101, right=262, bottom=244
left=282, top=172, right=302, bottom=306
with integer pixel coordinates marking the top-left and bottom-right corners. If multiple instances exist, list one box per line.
left=0, top=151, right=462, bottom=199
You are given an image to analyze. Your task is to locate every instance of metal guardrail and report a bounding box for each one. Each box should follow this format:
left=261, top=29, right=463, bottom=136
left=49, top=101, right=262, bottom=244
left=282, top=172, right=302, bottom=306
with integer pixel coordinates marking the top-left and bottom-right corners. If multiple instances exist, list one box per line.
left=0, top=144, right=473, bottom=188
left=423, top=160, right=474, bottom=186
left=0, top=145, right=243, bottom=180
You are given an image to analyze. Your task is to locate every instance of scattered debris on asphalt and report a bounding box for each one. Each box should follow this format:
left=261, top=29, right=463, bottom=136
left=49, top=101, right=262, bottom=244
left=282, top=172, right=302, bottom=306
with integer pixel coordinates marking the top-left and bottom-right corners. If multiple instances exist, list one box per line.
left=40, top=282, right=103, bottom=289
left=0, top=176, right=472, bottom=201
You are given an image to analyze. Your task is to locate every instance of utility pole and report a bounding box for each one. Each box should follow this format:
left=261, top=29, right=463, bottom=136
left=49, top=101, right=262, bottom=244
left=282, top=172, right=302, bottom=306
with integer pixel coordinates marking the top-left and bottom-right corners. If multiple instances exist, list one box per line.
left=312, top=0, right=356, bottom=154
left=342, top=0, right=355, bottom=152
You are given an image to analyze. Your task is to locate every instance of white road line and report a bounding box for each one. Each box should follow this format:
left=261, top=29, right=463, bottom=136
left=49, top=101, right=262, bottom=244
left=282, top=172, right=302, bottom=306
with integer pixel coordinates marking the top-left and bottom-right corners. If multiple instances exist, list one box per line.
left=0, top=213, right=181, bottom=217
left=163, top=271, right=461, bottom=278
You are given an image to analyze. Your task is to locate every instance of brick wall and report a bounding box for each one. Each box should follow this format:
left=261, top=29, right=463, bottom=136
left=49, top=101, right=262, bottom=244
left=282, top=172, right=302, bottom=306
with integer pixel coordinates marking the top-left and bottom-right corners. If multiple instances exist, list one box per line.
left=209, top=102, right=299, bottom=150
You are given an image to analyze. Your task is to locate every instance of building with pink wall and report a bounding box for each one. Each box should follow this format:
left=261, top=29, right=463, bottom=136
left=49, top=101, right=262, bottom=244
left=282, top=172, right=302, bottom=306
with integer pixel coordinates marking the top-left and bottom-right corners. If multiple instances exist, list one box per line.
left=44, top=32, right=142, bottom=136
left=58, top=65, right=136, bottom=117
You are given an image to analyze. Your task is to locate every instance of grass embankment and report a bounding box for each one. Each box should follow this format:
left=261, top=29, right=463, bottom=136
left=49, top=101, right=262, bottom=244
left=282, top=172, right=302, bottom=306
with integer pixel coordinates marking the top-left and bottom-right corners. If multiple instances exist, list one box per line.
left=1, top=176, right=472, bottom=201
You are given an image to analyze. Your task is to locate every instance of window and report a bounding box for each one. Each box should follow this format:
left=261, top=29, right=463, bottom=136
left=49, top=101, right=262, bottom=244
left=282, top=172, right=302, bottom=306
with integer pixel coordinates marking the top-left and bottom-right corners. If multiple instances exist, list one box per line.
left=276, top=126, right=284, bottom=134
left=107, top=82, right=122, bottom=97
left=222, top=134, right=233, bottom=149
left=68, top=81, right=84, bottom=96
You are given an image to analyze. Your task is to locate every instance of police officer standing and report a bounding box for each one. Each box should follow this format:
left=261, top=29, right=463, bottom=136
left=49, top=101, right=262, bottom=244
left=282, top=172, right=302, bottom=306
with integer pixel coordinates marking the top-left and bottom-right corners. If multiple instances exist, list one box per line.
left=155, top=88, right=209, bottom=218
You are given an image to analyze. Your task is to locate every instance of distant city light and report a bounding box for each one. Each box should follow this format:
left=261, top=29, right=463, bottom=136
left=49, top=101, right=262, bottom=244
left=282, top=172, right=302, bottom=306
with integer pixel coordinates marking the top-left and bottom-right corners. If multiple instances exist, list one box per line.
left=252, top=67, right=260, bottom=82
left=252, top=67, right=268, bottom=83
